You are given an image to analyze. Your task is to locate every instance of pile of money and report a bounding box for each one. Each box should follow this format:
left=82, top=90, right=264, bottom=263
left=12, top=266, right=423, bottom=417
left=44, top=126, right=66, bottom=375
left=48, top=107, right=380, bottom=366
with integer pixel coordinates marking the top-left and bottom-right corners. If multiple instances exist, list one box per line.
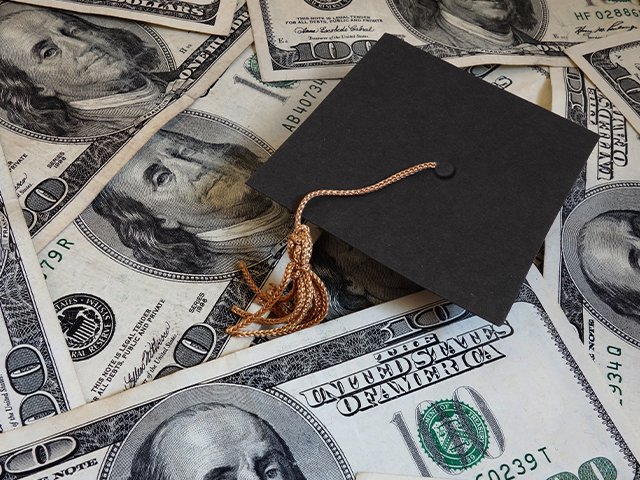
left=0, top=0, right=639, bottom=479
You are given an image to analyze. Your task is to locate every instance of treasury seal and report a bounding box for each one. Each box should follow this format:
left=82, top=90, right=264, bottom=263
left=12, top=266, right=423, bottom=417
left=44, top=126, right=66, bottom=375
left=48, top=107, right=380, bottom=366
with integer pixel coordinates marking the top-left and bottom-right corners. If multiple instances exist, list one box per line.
left=303, top=0, right=352, bottom=10
left=418, top=399, right=489, bottom=471
left=54, top=293, right=115, bottom=361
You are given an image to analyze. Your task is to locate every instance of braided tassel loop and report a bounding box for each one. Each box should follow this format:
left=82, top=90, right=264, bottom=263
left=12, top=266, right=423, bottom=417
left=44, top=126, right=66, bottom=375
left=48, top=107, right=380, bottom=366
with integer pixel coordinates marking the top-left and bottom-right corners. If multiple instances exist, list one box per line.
left=227, top=161, right=437, bottom=338
left=227, top=224, right=329, bottom=338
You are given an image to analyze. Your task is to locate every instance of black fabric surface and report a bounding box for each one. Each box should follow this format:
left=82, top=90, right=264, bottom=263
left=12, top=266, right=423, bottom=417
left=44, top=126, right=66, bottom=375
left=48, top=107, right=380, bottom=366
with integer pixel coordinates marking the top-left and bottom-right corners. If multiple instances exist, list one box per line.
left=248, top=34, right=598, bottom=325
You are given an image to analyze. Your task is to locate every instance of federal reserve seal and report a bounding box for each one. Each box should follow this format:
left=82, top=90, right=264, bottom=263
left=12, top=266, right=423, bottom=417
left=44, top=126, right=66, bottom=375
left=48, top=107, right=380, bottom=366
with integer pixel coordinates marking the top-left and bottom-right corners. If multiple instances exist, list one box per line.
left=418, top=399, right=489, bottom=471
left=54, top=294, right=115, bottom=361
left=303, top=0, right=352, bottom=10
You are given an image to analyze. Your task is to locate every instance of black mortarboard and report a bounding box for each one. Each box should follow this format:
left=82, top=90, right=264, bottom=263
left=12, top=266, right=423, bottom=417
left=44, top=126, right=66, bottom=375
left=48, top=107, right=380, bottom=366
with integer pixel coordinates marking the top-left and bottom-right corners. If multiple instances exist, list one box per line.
left=247, top=34, right=597, bottom=325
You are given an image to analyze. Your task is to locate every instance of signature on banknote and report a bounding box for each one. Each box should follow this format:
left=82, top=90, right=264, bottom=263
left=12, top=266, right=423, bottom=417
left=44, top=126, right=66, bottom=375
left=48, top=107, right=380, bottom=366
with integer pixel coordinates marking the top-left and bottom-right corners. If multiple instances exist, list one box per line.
left=124, top=323, right=175, bottom=390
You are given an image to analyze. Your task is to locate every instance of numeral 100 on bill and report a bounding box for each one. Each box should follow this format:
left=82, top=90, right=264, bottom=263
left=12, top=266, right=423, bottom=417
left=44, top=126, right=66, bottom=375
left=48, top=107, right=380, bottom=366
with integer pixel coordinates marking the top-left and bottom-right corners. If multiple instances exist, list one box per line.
left=291, top=40, right=376, bottom=63
left=389, top=385, right=618, bottom=480
left=21, top=178, right=67, bottom=231
left=391, top=386, right=506, bottom=476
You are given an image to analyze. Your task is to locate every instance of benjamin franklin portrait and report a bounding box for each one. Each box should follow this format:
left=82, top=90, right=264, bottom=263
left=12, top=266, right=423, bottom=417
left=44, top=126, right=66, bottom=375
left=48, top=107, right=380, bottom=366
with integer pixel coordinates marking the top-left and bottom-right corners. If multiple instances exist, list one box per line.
left=106, top=385, right=347, bottom=480
left=562, top=185, right=640, bottom=343
left=0, top=3, right=170, bottom=137
left=577, top=209, right=640, bottom=319
left=393, top=0, right=541, bottom=50
left=129, top=403, right=307, bottom=480
left=79, top=113, right=292, bottom=278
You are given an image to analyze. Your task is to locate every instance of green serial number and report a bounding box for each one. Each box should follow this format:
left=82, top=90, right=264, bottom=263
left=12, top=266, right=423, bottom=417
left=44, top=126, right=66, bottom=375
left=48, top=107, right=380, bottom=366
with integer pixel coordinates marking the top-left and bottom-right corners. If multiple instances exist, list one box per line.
left=40, top=238, right=74, bottom=279
left=476, top=447, right=551, bottom=480
left=596, top=8, right=640, bottom=17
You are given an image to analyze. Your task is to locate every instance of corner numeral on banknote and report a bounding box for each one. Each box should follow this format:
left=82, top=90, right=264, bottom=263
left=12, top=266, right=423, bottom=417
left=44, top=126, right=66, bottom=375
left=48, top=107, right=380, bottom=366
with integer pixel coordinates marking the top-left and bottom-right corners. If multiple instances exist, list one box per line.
left=0, top=148, right=84, bottom=432
left=0, top=2, right=253, bottom=251
left=0, top=273, right=638, bottom=480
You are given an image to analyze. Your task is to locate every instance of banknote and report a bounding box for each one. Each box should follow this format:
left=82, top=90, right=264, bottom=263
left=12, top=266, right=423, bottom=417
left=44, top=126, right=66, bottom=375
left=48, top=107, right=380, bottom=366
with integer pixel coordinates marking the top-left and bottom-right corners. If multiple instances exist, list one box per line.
left=35, top=57, right=552, bottom=401
left=462, top=64, right=551, bottom=109
left=35, top=46, right=340, bottom=401
left=566, top=30, right=640, bottom=136
left=0, top=147, right=85, bottom=433
left=0, top=1, right=253, bottom=252
left=545, top=66, right=640, bottom=424
left=0, top=269, right=638, bottom=480
left=245, top=0, right=640, bottom=82
left=7, top=0, right=236, bottom=34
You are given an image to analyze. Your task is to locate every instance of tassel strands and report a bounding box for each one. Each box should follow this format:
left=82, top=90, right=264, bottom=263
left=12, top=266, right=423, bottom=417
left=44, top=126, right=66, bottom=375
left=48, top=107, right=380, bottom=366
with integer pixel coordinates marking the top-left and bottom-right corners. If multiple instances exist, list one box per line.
left=227, top=161, right=438, bottom=338
left=227, top=223, right=328, bottom=338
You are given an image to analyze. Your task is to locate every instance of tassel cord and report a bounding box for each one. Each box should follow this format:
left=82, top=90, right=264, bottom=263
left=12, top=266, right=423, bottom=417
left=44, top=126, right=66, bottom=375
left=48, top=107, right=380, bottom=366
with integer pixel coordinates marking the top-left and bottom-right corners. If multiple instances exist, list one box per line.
left=227, top=162, right=437, bottom=338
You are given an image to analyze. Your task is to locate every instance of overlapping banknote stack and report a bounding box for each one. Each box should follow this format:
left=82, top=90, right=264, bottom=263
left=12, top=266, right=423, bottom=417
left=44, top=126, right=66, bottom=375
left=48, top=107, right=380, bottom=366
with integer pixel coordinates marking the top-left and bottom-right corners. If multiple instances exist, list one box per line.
left=0, top=0, right=639, bottom=479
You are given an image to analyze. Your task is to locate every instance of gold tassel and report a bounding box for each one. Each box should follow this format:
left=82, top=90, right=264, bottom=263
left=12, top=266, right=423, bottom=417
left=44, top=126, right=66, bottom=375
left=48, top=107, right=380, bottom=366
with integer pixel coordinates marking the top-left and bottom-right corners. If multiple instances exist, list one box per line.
left=227, top=162, right=437, bottom=338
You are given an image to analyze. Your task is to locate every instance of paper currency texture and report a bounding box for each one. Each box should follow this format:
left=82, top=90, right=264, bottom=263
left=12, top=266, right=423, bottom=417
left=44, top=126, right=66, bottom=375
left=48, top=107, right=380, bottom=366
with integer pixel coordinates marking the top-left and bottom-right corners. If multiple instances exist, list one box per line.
left=36, top=47, right=339, bottom=401
left=357, top=473, right=452, bottom=480
left=566, top=30, right=640, bottom=136
left=0, top=1, right=252, bottom=252
left=546, top=66, right=640, bottom=427
left=5, top=0, right=236, bottom=34
left=247, top=0, right=640, bottom=81
left=0, top=148, right=84, bottom=433
left=37, top=55, right=554, bottom=401
left=0, top=270, right=637, bottom=480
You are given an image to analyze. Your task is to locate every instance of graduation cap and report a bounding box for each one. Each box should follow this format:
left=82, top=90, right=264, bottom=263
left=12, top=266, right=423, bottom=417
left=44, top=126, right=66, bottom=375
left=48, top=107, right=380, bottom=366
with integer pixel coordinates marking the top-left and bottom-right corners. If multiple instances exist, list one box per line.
left=229, top=34, right=597, bottom=333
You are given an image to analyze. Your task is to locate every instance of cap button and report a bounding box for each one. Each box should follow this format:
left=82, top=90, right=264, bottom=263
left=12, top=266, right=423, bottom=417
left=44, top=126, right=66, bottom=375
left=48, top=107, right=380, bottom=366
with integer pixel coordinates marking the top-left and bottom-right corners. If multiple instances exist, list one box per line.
left=435, top=162, right=455, bottom=179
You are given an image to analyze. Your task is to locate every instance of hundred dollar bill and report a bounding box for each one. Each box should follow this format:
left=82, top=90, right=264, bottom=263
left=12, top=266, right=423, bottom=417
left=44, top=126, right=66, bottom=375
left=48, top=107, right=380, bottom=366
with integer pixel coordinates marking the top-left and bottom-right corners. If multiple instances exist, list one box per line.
left=0, top=148, right=85, bottom=433
left=246, top=0, right=640, bottom=82
left=545, top=66, right=640, bottom=424
left=36, top=46, right=340, bottom=402
left=6, top=0, right=236, bottom=35
left=463, top=64, right=550, bottom=108
left=0, top=1, right=253, bottom=252
left=0, top=269, right=638, bottom=480
left=566, top=30, right=640, bottom=136
left=37, top=50, right=551, bottom=401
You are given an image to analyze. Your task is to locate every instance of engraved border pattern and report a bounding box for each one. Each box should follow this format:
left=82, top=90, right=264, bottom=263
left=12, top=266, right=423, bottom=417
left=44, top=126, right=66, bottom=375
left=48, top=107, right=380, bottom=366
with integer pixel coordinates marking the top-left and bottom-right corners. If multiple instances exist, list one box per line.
left=2, top=291, right=639, bottom=478
left=0, top=192, right=69, bottom=411
left=75, top=111, right=276, bottom=283
left=518, top=281, right=640, bottom=479
left=53, top=0, right=221, bottom=22
left=579, top=181, right=640, bottom=349
left=27, top=8, right=252, bottom=237
left=265, top=388, right=352, bottom=480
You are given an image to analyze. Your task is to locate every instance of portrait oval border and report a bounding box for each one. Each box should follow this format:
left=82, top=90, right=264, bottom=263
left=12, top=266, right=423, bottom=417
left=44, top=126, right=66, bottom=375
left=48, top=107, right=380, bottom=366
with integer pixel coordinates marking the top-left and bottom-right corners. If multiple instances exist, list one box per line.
left=561, top=182, right=640, bottom=347
left=102, top=383, right=352, bottom=480
left=76, top=110, right=280, bottom=283
left=0, top=10, right=174, bottom=143
left=139, top=23, right=177, bottom=72
left=386, top=0, right=549, bottom=51
left=530, top=0, right=549, bottom=42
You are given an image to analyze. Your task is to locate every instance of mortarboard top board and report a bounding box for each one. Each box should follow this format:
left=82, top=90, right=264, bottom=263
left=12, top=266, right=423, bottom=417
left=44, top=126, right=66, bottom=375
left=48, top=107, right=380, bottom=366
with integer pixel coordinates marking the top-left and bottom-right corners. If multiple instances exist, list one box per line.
left=247, top=34, right=598, bottom=325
